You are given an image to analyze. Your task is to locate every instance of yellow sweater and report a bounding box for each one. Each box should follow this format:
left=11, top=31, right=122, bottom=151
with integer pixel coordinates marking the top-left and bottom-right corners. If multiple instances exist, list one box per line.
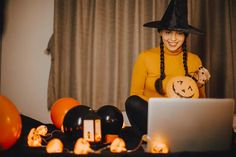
left=130, top=47, right=205, bottom=101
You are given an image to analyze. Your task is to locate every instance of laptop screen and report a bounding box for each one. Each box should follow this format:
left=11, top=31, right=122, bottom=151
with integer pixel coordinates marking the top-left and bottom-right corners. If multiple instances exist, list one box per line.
left=147, top=98, right=235, bottom=153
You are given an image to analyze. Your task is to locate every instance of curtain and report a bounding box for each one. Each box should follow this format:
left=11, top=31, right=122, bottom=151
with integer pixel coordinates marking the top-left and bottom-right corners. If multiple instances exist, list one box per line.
left=188, top=0, right=236, bottom=100
left=0, top=0, right=6, bottom=91
left=48, top=0, right=236, bottom=111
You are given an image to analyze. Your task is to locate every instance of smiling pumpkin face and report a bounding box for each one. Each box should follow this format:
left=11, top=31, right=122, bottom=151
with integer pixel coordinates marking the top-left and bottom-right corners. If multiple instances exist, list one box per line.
left=166, top=76, right=199, bottom=98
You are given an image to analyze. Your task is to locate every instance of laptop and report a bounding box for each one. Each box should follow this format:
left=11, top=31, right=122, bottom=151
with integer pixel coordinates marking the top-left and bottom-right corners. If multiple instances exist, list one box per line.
left=147, top=98, right=235, bottom=153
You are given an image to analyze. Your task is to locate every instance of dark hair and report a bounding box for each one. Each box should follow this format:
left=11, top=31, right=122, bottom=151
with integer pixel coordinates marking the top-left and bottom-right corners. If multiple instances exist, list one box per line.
left=155, top=35, right=189, bottom=95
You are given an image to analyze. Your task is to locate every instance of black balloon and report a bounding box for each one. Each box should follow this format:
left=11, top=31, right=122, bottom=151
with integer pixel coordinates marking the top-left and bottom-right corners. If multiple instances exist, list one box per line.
left=63, top=105, right=94, bottom=143
left=97, top=105, right=123, bottom=135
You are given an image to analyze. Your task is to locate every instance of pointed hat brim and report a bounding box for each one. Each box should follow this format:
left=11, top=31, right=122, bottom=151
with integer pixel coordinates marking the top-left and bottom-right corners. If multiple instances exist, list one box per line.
left=143, top=21, right=204, bottom=35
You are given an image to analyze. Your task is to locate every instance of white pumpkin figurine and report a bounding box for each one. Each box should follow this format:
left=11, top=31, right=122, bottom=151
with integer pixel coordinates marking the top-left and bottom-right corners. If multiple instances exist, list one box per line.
left=151, top=142, right=169, bottom=154
left=36, top=125, right=48, bottom=136
left=27, top=128, right=42, bottom=147
left=46, top=138, right=64, bottom=153
left=110, top=137, right=127, bottom=153
left=74, top=138, right=93, bottom=155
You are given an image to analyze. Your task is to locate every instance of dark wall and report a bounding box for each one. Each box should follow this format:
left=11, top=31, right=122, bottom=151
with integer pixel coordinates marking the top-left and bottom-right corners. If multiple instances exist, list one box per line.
left=0, top=0, right=6, bottom=37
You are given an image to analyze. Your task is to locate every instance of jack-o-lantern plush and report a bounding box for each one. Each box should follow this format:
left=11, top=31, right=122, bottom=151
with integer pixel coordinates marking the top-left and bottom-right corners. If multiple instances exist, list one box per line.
left=110, top=137, right=127, bottom=153
left=193, top=66, right=211, bottom=87
left=166, top=76, right=199, bottom=98
left=27, top=128, right=42, bottom=147
left=46, top=138, right=63, bottom=153
left=74, top=138, right=93, bottom=155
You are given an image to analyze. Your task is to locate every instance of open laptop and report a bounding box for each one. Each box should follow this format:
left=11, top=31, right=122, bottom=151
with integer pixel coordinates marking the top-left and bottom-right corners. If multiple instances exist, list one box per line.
left=147, top=98, right=235, bottom=153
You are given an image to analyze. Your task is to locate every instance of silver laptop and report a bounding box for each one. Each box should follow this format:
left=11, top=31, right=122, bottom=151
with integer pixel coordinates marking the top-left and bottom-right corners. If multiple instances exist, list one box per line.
left=147, top=98, right=235, bottom=153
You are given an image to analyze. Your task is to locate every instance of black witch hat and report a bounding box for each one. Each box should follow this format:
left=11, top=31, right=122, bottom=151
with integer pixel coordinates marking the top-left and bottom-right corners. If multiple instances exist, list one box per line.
left=143, top=0, right=203, bottom=35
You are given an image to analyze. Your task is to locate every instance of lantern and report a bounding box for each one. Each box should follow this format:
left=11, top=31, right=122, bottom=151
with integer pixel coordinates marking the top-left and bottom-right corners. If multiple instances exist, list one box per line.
left=83, top=112, right=102, bottom=143
left=63, top=105, right=94, bottom=143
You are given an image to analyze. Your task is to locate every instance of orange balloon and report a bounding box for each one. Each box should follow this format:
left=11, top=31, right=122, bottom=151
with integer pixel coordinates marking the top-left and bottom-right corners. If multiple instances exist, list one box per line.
left=0, top=95, right=22, bottom=150
left=51, top=97, right=80, bottom=129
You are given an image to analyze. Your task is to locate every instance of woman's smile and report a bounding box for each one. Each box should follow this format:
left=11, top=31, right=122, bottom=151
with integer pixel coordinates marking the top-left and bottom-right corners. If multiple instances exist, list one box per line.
left=168, top=42, right=178, bottom=47
left=160, top=30, right=185, bottom=53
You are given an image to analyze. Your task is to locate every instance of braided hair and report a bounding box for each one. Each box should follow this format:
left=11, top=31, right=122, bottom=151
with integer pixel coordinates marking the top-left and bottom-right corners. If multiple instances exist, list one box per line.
left=182, top=40, right=190, bottom=77
left=155, top=36, right=165, bottom=95
left=155, top=35, right=190, bottom=95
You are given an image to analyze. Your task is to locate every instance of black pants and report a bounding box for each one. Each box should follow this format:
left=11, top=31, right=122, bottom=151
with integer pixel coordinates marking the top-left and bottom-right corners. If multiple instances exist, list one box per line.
left=125, top=95, right=148, bottom=136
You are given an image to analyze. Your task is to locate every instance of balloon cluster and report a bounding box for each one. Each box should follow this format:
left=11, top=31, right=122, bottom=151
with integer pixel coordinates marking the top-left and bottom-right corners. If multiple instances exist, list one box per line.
left=49, top=99, right=125, bottom=153
left=24, top=96, right=144, bottom=154
left=58, top=103, right=124, bottom=143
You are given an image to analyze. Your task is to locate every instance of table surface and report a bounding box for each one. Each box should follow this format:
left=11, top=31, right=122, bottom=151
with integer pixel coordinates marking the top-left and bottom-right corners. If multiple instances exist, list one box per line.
left=1, top=114, right=236, bottom=157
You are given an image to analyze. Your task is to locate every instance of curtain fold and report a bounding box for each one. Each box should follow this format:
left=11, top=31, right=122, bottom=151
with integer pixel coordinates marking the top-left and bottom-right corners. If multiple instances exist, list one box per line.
left=48, top=0, right=236, bottom=111
left=47, top=0, right=168, bottom=110
left=201, top=0, right=236, bottom=99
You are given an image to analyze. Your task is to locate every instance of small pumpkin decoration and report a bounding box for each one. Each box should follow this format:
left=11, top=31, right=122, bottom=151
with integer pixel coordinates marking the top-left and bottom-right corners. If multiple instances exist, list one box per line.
left=166, top=76, right=199, bottom=98
left=27, top=128, right=42, bottom=147
left=151, top=142, right=169, bottom=154
left=46, top=138, right=63, bottom=153
left=110, top=137, right=127, bottom=153
left=35, top=125, right=48, bottom=136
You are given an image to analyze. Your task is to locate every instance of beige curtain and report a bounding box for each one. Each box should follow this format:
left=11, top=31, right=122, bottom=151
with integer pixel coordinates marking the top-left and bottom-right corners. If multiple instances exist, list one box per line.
left=48, top=0, right=236, bottom=111
left=188, top=0, right=236, bottom=101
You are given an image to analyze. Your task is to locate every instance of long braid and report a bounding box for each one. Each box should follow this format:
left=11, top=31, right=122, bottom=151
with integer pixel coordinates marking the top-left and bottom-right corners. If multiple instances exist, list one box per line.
left=160, top=37, right=165, bottom=80
left=155, top=36, right=165, bottom=95
left=182, top=40, right=189, bottom=76
left=182, top=40, right=198, bottom=82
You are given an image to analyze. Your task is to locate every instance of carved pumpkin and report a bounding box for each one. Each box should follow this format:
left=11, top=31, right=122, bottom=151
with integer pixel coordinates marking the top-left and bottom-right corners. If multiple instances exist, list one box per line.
left=74, top=138, right=93, bottom=155
left=27, top=128, right=42, bottom=147
left=46, top=138, right=63, bottom=153
left=166, top=76, right=199, bottom=98
left=110, top=138, right=127, bottom=153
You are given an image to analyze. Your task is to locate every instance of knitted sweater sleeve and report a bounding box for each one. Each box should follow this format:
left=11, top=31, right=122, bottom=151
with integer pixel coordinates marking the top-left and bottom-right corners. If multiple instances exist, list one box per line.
left=130, top=52, right=149, bottom=101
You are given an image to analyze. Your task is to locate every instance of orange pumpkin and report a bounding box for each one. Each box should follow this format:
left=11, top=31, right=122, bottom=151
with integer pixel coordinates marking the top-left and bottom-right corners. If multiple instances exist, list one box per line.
left=166, top=76, right=199, bottom=98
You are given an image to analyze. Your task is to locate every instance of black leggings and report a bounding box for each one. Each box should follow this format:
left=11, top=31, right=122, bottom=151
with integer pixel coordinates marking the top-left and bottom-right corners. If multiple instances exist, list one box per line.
left=125, top=95, right=148, bottom=136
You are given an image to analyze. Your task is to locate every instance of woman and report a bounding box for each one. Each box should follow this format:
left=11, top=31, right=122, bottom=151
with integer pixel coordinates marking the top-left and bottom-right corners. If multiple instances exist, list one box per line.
left=125, top=0, right=210, bottom=136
